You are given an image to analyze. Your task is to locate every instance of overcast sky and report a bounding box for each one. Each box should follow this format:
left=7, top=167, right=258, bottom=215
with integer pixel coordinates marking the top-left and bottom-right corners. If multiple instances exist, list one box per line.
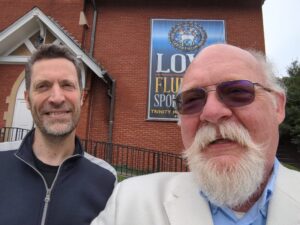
left=262, top=0, right=299, bottom=77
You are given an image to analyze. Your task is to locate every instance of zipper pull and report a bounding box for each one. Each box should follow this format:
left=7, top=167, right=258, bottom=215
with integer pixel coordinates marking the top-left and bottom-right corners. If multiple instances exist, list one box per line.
left=44, top=190, right=51, bottom=203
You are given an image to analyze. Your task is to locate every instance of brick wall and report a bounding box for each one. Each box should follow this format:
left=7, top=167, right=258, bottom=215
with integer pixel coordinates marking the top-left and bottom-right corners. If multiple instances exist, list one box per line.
left=0, top=0, right=265, bottom=155
left=87, top=2, right=265, bottom=153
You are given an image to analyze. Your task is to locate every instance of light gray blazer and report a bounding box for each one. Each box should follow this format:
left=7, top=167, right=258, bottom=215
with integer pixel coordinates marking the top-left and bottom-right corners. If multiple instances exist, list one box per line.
left=91, top=164, right=300, bottom=225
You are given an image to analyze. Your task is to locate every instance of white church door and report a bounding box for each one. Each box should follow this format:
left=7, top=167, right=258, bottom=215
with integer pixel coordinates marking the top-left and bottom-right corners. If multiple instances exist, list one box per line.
left=12, top=79, right=33, bottom=130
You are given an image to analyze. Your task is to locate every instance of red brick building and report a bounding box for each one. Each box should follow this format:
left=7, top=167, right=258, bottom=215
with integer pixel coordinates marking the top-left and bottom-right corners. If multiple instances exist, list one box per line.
left=0, top=0, right=265, bottom=154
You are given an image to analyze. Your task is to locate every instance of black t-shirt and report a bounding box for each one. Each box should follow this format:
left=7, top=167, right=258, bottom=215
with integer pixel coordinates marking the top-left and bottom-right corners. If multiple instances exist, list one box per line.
left=33, top=154, right=59, bottom=188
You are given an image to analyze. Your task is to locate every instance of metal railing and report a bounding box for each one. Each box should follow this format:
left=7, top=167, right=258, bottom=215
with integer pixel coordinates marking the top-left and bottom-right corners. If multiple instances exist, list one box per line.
left=1, top=127, right=299, bottom=175
left=81, top=139, right=188, bottom=177
left=0, top=127, right=30, bottom=142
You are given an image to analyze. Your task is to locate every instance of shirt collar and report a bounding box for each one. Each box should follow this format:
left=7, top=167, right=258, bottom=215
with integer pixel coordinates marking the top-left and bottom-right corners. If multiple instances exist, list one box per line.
left=258, top=158, right=279, bottom=216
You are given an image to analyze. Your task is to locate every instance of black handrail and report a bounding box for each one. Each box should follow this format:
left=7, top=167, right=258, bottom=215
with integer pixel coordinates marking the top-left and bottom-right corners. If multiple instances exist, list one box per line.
left=81, top=139, right=189, bottom=177
left=2, top=127, right=298, bottom=176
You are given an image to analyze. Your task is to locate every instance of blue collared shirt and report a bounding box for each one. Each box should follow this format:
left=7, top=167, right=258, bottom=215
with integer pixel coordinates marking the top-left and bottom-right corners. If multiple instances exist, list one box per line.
left=203, top=159, right=279, bottom=225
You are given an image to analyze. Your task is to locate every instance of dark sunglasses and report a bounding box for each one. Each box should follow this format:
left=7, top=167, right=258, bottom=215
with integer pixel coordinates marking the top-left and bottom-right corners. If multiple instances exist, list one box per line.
left=175, top=80, right=272, bottom=115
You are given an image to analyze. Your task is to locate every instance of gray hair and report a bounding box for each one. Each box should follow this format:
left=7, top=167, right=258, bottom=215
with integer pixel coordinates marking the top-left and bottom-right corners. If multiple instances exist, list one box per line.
left=25, top=44, right=83, bottom=90
left=248, top=49, right=286, bottom=95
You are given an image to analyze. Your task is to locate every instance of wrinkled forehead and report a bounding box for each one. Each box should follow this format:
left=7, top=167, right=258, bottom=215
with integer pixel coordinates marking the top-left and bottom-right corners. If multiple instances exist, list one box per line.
left=182, top=44, right=264, bottom=91
left=31, top=58, right=77, bottom=78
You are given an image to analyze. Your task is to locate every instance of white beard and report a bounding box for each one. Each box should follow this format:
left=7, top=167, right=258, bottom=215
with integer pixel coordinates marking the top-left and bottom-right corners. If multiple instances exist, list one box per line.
left=183, top=121, right=266, bottom=208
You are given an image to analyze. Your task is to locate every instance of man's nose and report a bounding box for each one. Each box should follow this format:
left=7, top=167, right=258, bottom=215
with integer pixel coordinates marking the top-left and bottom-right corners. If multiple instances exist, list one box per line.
left=48, top=85, right=65, bottom=105
left=199, top=91, right=232, bottom=124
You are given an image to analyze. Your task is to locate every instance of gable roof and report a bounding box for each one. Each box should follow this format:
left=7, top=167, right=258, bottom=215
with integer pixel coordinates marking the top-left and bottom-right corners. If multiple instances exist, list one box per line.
left=0, top=7, right=105, bottom=79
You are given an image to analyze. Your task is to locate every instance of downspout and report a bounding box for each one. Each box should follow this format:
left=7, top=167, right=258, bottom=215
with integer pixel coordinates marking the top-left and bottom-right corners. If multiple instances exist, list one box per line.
left=81, top=0, right=88, bottom=49
left=105, top=73, right=116, bottom=145
left=86, top=74, right=94, bottom=143
left=85, top=0, right=97, bottom=143
left=89, top=0, right=98, bottom=57
left=102, top=72, right=116, bottom=162
left=88, top=0, right=116, bottom=159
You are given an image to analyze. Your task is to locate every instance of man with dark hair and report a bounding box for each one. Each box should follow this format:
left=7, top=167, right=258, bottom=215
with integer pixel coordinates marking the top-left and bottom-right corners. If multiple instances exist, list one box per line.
left=0, top=44, right=116, bottom=225
left=92, top=44, right=300, bottom=225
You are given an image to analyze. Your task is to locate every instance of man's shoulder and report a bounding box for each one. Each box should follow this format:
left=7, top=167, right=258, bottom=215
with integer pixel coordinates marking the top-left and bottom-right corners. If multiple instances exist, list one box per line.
left=122, top=171, right=192, bottom=183
left=118, top=172, right=196, bottom=195
left=278, top=164, right=300, bottom=181
left=83, top=152, right=117, bottom=178
left=0, top=141, right=22, bottom=152
left=0, top=141, right=21, bottom=162
left=276, top=164, right=300, bottom=200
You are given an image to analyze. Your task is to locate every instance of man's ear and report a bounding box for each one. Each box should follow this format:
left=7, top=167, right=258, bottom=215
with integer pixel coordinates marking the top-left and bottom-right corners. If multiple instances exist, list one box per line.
left=24, top=91, right=31, bottom=110
left=275, top=92, right=286, bottom=124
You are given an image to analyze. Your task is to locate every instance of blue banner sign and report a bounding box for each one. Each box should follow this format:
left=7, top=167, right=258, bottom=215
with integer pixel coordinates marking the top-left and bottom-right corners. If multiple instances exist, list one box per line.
left=147, top=19, right=226, bottom=121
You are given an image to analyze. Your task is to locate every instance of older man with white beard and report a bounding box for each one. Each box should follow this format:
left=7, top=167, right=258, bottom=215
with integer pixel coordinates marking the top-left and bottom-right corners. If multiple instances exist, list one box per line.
left=91, top=44, right=300, bottom=225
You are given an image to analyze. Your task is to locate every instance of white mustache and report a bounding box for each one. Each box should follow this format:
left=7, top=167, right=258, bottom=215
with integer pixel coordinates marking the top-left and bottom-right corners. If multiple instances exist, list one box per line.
left=191, top=121, right=256, bottom=152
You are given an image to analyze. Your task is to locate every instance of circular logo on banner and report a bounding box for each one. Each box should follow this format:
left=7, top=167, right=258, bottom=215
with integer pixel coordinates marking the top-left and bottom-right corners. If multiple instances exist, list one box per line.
left=169, top=22, right=207, bottom=52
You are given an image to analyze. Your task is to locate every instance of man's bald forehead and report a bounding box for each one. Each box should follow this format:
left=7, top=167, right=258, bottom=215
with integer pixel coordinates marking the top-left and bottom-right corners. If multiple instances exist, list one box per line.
left=184, top=44, right=260, bottom=78
left=193, top=44, right=255, bottom=64
left=181, top=44, right=265, bottom=88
